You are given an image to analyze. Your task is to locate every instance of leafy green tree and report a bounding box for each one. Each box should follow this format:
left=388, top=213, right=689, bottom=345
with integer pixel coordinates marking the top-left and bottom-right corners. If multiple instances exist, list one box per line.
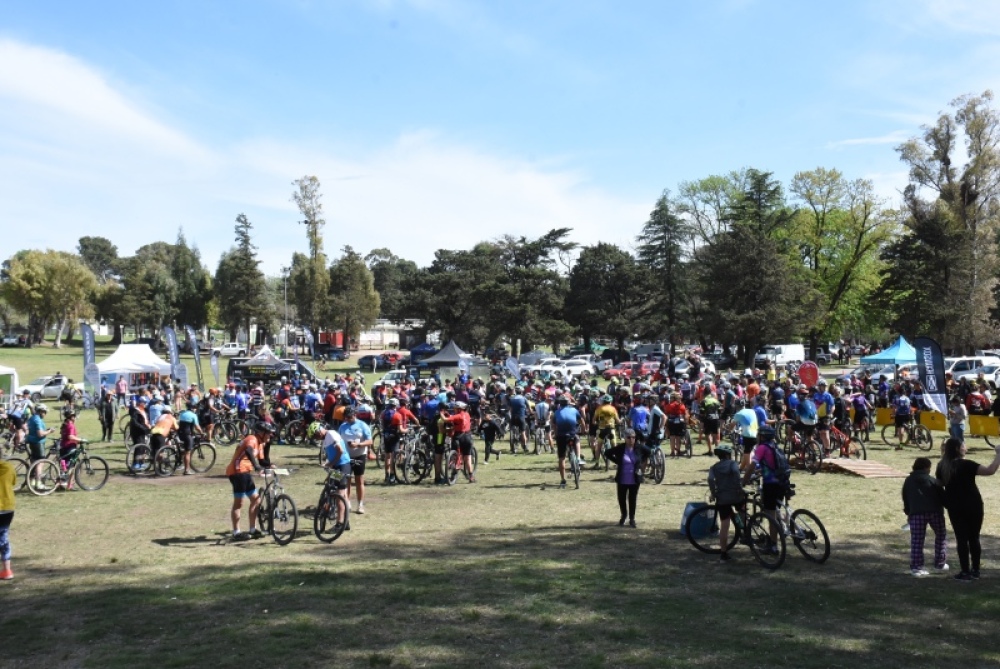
left=214, top=214, right=270, bottom=342
left=328, top=246, right=381, bottom=346
left=788, top=168, right=894, bottom=356
left=366, top=248, right=421, bottom=322
left=636, top=190, right=690, bottom=352
left=565, top=243, right=649, bottom=353
left=77, top=236, right=119, bottom=283
left=891, top=91, right=1000, bottom=352
left=171, top=232, right=213, bottom=329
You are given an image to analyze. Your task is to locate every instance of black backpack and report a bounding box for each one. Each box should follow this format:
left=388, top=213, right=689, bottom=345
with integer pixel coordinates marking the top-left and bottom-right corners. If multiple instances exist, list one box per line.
left=764, top=441, right=792, bottom=489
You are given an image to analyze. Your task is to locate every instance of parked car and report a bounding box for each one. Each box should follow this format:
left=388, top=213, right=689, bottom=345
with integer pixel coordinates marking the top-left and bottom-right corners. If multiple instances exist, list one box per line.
left=569, top=354, right=611, bottom=373
left=956, top=364, right=1000, bottom=386
left=604, top=362, right=639, bottom=380
left=521, top=357, right=560, bottom=376
left=944, top=356, right=1000, bottom=378
left=2, top=333, right=22, bottom=347
left=357, top=354, right=394, bottom=371
left=673, top=359, right=716, bottom=378
left=807, top=351, right=832, bottom=365
left=837, top=364, right=896, bottom=384
left=19, top=375, right=70, bottom=402
left=212, top=342, right=247, bottom=357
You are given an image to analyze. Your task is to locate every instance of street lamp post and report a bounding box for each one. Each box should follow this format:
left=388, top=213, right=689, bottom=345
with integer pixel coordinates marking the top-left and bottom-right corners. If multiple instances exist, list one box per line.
left=281, top=266, right=289, bottom=357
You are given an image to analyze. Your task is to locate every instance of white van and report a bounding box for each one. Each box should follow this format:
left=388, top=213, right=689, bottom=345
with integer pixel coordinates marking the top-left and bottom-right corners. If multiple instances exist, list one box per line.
left=754, top=344, right=805, bottom=367
left=632, top=342, right=667, bottom=358
left=944, top=356, right=1000, bottom=378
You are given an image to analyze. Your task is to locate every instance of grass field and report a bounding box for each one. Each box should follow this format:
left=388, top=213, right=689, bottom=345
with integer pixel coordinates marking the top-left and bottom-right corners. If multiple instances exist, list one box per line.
left=4, top=344, right=1000, bottom=668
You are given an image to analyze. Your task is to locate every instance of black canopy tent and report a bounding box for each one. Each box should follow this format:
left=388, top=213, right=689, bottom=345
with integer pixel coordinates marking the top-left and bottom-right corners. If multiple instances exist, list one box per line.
left=419, top=340, right=467, bottom=367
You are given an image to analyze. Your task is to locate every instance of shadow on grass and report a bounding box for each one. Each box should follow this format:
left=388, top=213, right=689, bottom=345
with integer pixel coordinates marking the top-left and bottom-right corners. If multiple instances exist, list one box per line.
left=6, top=523, right=1000, bottom=668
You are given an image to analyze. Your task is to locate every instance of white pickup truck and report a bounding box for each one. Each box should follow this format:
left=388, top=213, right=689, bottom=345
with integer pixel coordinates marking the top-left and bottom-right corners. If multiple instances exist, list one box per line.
left=571, top=354, right=611, bottom=373
left=212, top=342, right=248, bottom=357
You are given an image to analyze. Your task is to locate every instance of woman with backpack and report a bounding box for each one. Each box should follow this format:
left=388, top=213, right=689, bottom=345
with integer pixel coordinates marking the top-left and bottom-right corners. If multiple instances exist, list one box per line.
left=742, top=425, right=790, bottom=552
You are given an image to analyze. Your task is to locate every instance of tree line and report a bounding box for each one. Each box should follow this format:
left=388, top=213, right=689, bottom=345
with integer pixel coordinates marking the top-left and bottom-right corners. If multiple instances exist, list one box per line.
left=2, top=92, right=999, bottom=362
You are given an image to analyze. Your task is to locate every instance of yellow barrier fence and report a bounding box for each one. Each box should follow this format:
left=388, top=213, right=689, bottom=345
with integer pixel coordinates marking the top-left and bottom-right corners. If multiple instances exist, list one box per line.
left=969, top=415, right=1000, bottom=438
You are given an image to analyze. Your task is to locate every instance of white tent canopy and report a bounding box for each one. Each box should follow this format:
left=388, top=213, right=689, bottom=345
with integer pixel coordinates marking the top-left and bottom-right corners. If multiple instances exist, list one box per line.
left=97, top=344, right=172, bottom=376
left=0, top=364, right=18, bottom=407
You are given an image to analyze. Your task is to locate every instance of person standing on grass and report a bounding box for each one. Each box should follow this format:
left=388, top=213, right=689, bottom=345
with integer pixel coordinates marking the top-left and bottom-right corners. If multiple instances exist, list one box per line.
left=0, top=458, right=16, bottom=580
left=339, top=408, right=373, bottom=514
left=708, top=443, right=744, bottom=562
left=936, top=438, right=1000, bottom=581
left=224, top=422, right=272, bottom=540
left=903, top=457, right=948, bottom=577
left=98, top=392, right=116, bottom=442
left=115, top=375, right=129, bottom=407
left=603, top=428, right=650, bottom=528
left=948, top=396, right=968, bottom=443
left=26, top=404, right=54, bottom=490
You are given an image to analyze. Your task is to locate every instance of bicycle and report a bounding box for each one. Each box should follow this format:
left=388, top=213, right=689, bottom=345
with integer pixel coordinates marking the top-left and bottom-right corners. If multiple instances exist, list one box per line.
left=153, top=437, right=218, bottom=477
left=3, top=456, right=29, bottom=491
left=26, top=439, right=109, bottom=496
left=827, top=421, right=867, bottom=460
left=881, top=411, right=933, bottom=451
left=256, top=468, right=298, bottom=545
left=851, top=412, right=872, bottom=444
left=776, top=419, right=823, bottom=474
left=771, top=484, right=830, bottom=563
left=684, top=491, right=785, bottom=569
left=641, top=441, right=666, bottom=484
left=313, top=466, right=351, bottom=543
left=400, top=428, right=433, bottom=485
left=533, top=416, right=553, bottom=455
left=445, top=437, right=479, bottom=485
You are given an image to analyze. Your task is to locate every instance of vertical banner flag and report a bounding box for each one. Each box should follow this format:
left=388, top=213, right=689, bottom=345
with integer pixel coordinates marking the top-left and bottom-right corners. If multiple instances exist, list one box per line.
left=505, top=355, right=519, bottom=378
left=210, top=352, right=220, bottom=387
left=163, top=326, right=181, bottom=383
left=184, top=325, right=204, bottom=391
left=81, top=323, right=100, bottom=391
left=915, top=337, right=947, bottom=414
left=303, top=328, right=314, bottom=361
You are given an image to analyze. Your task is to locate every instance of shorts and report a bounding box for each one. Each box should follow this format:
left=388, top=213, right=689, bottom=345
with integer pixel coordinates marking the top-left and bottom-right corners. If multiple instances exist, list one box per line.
left=894, top=415, right=910, bottom=429
left=853, top=411, right=869, bottom=425
left=455, top=432, right=474, bottom=456
left=742, top=436, right=757, bottom=452
left=150, top=433, right=166, bottom=453
left=351, top=458, right=366, bottom=477
left=384, top=434, right=400, bottom=454
left=761, top=482, right=787, bottom=511
left=27, top=441, right=45, bottom=462
left=468, top=404, right=481, bottom=421
left=9, top=415, right=24, bottom=430
left=229, top=473, right=258, bottom=498
left=702, top=419, right=720, bottom=435
left=588, top=421, right=598, bottom=437
left=332, top=462, right=352, bottom=490
left=178, top=433, right=195, bottom=452
left=817, top=417, right=830, bottom=432
left=598, top=427, right=615, bottom=443
left=667, top=420, right=685, bottom=437
left=556, top=434, right=578, bottom=460
left=717, top=502, right=745, bottom=521
left=510, top=416, right=527, bottom=432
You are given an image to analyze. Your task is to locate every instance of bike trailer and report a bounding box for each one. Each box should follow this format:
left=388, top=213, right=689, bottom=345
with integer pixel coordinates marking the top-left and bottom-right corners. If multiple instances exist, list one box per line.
left=680, top=501, right=712, bottom=537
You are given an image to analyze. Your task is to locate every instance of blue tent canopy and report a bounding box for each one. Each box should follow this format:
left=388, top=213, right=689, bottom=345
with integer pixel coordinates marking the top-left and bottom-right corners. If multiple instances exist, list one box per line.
left=410, top=342, right=438, bottom=355
left=860, top=336, right=917, bottom=365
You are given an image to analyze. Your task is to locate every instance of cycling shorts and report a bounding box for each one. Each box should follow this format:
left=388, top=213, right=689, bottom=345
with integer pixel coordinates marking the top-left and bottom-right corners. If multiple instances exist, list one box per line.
left=556, top=434, right=577, bottom=460
left=454, top=432, right=474, bottom=456
left=667, top=420, right=686, bottom=437
left=332, top=462, right=352, bottom=490
left=817, top=417, right=830, bottom=431
left=229, top=473, right=258, bottom=498
left=351, top=458, right=366, bottom=477
left=510, top=416, right=527, bottom=432
left=761, top=482, right=786, bottom=511
left=894, top=415, right=911, bottom=429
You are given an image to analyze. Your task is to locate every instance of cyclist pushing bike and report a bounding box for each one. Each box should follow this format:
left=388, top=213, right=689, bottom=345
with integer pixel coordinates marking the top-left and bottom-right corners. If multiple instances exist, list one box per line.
left=552, top=396, right=586, bottom=488
left=590, top=395, right=619, bottom=468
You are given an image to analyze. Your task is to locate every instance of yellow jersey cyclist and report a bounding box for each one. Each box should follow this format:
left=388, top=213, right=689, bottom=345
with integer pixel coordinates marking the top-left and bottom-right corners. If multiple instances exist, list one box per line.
left=590, top=395, right=620, bottom=468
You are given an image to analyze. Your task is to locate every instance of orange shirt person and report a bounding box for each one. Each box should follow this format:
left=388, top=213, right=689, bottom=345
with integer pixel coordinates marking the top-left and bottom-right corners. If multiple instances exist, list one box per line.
left=225, top=423, right=272, bottom=539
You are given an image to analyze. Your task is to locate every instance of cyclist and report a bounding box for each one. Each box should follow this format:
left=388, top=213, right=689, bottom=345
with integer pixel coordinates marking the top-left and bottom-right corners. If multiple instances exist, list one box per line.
left=893, top=388, right=913, bottom=448
left=442, top=402, right=476, bottom=483
left=177, top=401, right=204, bottom=475
left=507, top=386, right=529, bottom=454
left=646, top=394, right=665, bottom=453
left=741, top=425, right=784, bottom=553
left=700, top=389, right=722, bottom=456
left=57, top=408, right=84, bottom=490
left=664, top=392, right=688, bottom=457
left=339, top=408, right=373, bottom=514
left=149, top=405, right=179, bottom=462
left=708, top=443, right=743, bottom=562
left=534, top=393, right=552, bottom=454
left=552, top=396, right=585, bottom=488
left=850, top=388, right=872, bottom=437
left=224, top=422, right=273, bottom=540
left=733, top=398, right=759, bottom=470
left=590, top=394, right=619, bottom=468
left=627, top=397, right=650, bottom=442
left=25, top=404, right=53, bottom=491
left=8, top=390, right=33, bottom=451
left=813, top=379, right=835, bottom=457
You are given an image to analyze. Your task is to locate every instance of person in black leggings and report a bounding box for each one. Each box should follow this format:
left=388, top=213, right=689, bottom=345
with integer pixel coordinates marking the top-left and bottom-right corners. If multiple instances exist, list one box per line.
left=936, top=438, right=1000, bottom=581
left=604, top=429, right=650, bottom=528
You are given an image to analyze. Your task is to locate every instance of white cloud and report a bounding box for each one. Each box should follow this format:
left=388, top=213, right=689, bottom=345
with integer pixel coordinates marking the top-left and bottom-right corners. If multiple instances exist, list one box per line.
left=0, top=38, right=646, bottom=276
left=826, top=130, right=911, bottom=149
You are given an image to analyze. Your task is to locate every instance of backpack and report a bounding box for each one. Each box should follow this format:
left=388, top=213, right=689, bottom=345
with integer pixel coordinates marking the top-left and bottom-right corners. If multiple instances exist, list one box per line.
left=381, top=408, right=397, bottom=433
left=764, top=441, right=792, bottom=489
left=796, top=398, right=818, bottom=425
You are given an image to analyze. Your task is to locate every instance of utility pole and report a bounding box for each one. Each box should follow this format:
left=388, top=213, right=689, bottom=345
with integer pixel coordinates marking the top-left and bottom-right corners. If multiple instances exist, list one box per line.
left=282, top=266, right=289, bottom=357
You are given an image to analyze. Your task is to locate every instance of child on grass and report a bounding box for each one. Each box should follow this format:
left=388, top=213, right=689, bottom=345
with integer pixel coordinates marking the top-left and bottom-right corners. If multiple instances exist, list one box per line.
left=902, top=457, right=947, bottom=577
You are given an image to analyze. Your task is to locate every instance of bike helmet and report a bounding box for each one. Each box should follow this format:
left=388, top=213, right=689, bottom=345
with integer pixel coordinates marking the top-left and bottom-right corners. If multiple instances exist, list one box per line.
left=387, top=398, right=400, bottom=408
left=63, top=407, right=75, bottom=419
left=713, top=444, right=733, bottom=457
left=306, top=421, right=324, bottom=439
left=817, top=379, right=828, bottom=387
left=758, top=425, right=777, bottom=442
left=734, top=398, right=746, bottom=409
left=35, top=404, right=48, bottom=414
left=602, top=394, right=612, bottom=403
left=254, top=422, right=276, bottom=435
left=454, top=401, right=468, bottom=410
left=162, top=406, right=173, bottom=414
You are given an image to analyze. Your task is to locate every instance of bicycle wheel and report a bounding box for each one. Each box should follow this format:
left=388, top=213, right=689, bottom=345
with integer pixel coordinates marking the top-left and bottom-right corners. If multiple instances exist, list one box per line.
left=75, top=455, right=109, bottom=491
left=747, top=512, right=786, bottom=570
left=847, top=438, right=867, bottom=460
left=827, top=431, right=845, bottom=459
left=789, top=509, right=830, bottom=563
left=8, top=457, right=28, bottom=491
left=881, top=424, right=898, bottom=446
left=257, top=492, right=272, bottom=534
left=776, top=420, right=796, bottom=449
left=126, top=443, right=153, bottom=475
left=313, top=491, right=348, bottom=543
left=911, top=425, right=934, bottom=452
left=683, top=431, right=693, bottom=458
left=155, top=447, right=178, bottom=477
left=469, top=445, right=478, bottom=474
left=802, top=440, right=823, bottom=475
left=190, top=442, right=217, bottom=473
left=684, top=505, right=738, bottom=554
left=396, top=449, right=411, bottom=484
left=26, top=459, right=61, bottom=496
left=570, top=451, right=580, bottom=489
left=652, top=448, right=666, bottom=484
left=445, top=451, right=460, bottom=485
left=404, top=449, right=430, bottom=484
left=269, top=493, right=298, bottom=545
left=987, top=434, right=999, bottom=448
left=285, top=420, right=305, bottom=445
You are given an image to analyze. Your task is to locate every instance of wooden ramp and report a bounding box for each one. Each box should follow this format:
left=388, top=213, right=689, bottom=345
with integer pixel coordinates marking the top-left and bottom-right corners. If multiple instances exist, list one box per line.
left=822, top=458, right=906, bottom=478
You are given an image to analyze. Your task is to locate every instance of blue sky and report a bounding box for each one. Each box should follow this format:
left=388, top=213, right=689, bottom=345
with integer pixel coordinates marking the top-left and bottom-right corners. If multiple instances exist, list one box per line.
left=2, top=0, right=999, bottom=275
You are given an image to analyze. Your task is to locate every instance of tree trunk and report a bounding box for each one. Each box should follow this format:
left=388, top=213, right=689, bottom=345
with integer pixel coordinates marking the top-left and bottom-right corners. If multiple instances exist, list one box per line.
left=53, top=317, right=65, bottom=348
left=111, top=322, right=123, bottom=345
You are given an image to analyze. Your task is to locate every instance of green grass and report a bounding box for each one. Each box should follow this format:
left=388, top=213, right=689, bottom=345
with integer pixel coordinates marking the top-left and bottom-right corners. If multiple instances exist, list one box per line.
left=4, top=346, right=1000, bottom=667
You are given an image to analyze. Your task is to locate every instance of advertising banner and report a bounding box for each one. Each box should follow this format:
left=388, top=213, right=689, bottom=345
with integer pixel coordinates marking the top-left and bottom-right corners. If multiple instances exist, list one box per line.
left=915, top=336, right=947, bottom=414
left=184, top=325, right=204, bottom=390
left=163, top=326, right=180, bottom=382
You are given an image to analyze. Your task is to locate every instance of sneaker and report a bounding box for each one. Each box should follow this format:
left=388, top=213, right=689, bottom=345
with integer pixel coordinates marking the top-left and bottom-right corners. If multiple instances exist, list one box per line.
left=357, top=503, right=365, bottom=515
left=955, top=571, right=974, bottom=582
left=935, top=563, right=950, bottom=572
left=629, top=519, right=636, bottom=528
left=911, top=568, right=930, bottom=577
left=560, top=480, right=567, bottom=488
left=248, top=528, right=264, bottom=539
left=0, top=569, right=13, bottom=580
left=971, top=569, right=981, bottom=580
left=232, top=531, right=248, bottom=540
left=619, top=516, right=626, bottom=526
left=719, top=552, right=731, bottom=563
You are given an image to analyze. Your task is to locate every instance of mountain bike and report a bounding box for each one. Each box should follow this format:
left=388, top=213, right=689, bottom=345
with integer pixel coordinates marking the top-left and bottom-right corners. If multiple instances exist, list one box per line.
left=533, top=415, right=552, bottom=454
left=313, top=466, right=351, bottom=543
left=4, top=457, right=29, bottom=491
left=641, top=442, right=666, bottom=484
left=26, top=439, right=109, bottom=496
left=256, top=468, right=298, bottom=545
left=882, top=411, right=933, bottom=451
left=827, top=421, right=866, bottom=460
left=773, top=485, right=830, bottom=563
left=154, top=438, right=218, bottom=476
left=685, top=494, right=785, bottom=569
left=445, top=437, right=478, bottom=485
left=400, top=428, right=433, bottom=484
left=776, top=420, right=822, bottom=474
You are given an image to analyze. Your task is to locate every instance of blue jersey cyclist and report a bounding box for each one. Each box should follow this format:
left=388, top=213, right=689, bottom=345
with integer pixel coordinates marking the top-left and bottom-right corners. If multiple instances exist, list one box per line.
left=508, top=387, right=529, bottom=453
left=552, top=396, right=585, bottom=488
left=176, top=403, right=203, bottom=475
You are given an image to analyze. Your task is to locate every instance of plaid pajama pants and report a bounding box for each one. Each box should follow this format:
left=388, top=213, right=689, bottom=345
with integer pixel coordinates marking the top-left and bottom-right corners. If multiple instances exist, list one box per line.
left=909, top=512, right=947, bottom=570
